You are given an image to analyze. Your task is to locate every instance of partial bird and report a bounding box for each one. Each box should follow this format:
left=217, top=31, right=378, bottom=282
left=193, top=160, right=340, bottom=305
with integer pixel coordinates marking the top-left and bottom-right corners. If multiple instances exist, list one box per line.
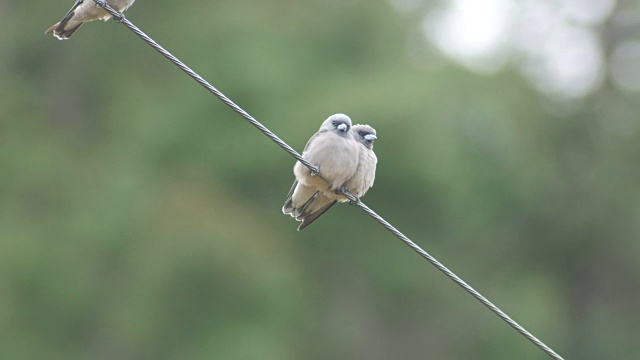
left=45, top=0, right=136, bottom=40
left=344, top=124, right=378, bottom=198
left=283, top=114, right=360, bottom=230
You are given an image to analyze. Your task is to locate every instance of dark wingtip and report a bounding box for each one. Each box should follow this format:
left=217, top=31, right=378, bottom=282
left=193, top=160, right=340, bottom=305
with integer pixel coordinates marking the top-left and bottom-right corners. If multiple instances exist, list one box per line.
left=297, top=220, right=310, bottom=231
left=296, top=200, right=337, bottom=231
left=53, top=23, right=83, bottom=39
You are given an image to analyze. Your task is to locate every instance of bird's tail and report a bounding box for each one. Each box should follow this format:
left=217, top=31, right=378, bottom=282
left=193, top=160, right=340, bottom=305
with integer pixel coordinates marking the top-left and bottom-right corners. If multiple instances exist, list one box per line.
left=45, top=21, right=83, bottom=40
left=283, top=191, right=318, bottom=218
left=44, top=1, right=84, bottom=40
left=283, top=180, right=337, bottom=230
left=282, top=198, right=295, bottom=215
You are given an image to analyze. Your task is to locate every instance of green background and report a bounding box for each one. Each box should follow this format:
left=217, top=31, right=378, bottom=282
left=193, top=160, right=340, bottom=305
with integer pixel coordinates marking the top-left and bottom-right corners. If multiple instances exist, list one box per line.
left=2, top=0, right=639, bottom=359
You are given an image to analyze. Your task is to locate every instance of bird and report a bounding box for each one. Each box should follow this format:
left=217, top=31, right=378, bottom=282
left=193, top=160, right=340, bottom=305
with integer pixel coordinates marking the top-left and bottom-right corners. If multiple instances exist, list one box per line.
left=45, top=0, right=136, bottom=40
left=344, top=124, right=378, bottom=198
left=283, top=114, right=360, bottom=230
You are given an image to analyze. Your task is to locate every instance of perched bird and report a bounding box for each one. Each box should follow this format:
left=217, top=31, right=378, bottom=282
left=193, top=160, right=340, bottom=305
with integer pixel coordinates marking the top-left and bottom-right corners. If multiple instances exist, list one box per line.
left=344, top=124, right=378, bottom=198
left=283, top=114, right=360, bottom=230
left=45, top=0, right=136, bottom=40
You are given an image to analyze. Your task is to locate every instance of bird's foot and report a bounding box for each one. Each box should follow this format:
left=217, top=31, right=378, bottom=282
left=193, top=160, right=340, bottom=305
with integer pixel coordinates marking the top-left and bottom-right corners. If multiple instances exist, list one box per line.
left=334, top=186, right=359, bottom=205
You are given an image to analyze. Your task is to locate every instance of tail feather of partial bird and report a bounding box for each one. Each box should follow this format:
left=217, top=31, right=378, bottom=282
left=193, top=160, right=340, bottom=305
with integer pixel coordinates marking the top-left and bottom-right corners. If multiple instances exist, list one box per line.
left=44, top=0, right=84, bottom=40
left=45, top=22, right=83, bottom=40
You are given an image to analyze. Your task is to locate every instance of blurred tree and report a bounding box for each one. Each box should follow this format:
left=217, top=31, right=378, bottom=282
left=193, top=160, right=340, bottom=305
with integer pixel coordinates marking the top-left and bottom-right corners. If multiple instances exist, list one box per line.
left=0, top=0, right=639, bottom=359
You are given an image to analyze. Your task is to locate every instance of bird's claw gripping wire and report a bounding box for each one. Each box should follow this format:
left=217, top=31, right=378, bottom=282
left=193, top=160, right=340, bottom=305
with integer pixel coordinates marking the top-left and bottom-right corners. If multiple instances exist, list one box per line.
left=310, top=165, right=319, bottom=177
left=93, top=0, right=125, bottom=22
left=334, top=186, right=360, bottom=205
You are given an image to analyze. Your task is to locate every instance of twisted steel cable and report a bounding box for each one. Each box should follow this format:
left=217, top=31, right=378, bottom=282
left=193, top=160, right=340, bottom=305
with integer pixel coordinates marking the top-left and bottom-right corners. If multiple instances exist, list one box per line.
left=340, top=192, right=565, bottom=360
left=92, top=0, right=318, bottom=174
left=91, top=2, right=565, bottom=359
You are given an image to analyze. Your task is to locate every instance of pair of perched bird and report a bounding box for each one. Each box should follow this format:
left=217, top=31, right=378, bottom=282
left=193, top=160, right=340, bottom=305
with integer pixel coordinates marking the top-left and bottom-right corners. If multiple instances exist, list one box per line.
left=283, top=114, right=377, bottom=230
left=45, top=2, right=379, bottom=231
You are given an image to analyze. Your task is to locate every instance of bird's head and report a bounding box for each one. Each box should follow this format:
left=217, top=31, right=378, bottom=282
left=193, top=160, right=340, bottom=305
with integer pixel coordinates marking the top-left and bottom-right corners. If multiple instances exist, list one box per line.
left=352, top=124, right=377, bottom=150
left=320, top=113, right=352, bottom=135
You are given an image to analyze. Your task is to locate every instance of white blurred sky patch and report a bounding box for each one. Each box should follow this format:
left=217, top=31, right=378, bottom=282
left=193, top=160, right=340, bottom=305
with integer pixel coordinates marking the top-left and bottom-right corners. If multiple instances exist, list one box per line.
left=416, top=0, right=618, bottom=99
left=423, top=0, right=512, bottom=74
left=422, top=0, right=513, bottom=76
left=515, top=18, right=604, bottom=99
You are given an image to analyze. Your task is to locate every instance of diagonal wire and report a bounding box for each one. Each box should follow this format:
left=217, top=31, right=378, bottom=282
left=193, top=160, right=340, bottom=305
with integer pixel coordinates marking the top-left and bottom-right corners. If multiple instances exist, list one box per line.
left=340, top=192, right=565, bottom=360
left=91, top=1, right=565, bottom=359
left=91, top=0, right=318, bottom=174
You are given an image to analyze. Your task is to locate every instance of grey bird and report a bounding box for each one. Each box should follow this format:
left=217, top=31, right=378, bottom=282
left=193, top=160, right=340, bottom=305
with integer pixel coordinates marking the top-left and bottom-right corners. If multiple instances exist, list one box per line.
left=344, top=124, right=377, bottom=198
left=45, top=0, right=136, bottom=40
left=283, top=114, right=360, bottom=230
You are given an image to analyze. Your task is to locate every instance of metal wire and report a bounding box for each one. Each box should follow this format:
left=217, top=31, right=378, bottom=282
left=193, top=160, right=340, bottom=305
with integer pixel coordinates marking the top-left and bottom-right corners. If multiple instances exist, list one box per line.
left=91, top=1, right=565, bottom=359
left=340, top=192, right=565, bottom=360
left=92, top=0, right=318, bottom=174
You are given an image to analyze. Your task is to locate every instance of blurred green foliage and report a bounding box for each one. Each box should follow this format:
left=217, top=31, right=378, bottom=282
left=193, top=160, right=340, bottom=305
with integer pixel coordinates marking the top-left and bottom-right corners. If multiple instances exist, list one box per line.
left=1, top=0, right=639, bottom=359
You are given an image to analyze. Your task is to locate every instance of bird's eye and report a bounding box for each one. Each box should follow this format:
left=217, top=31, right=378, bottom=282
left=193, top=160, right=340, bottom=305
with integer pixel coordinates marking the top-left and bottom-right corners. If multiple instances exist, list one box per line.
left=332, top=121, right=337, bottom=126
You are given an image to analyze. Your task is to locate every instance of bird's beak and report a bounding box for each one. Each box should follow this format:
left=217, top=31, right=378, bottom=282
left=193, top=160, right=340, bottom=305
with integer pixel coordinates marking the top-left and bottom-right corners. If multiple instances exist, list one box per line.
left=364, top=134, right=377, bottom=141
left=337, top=123, right=348, bottom=132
